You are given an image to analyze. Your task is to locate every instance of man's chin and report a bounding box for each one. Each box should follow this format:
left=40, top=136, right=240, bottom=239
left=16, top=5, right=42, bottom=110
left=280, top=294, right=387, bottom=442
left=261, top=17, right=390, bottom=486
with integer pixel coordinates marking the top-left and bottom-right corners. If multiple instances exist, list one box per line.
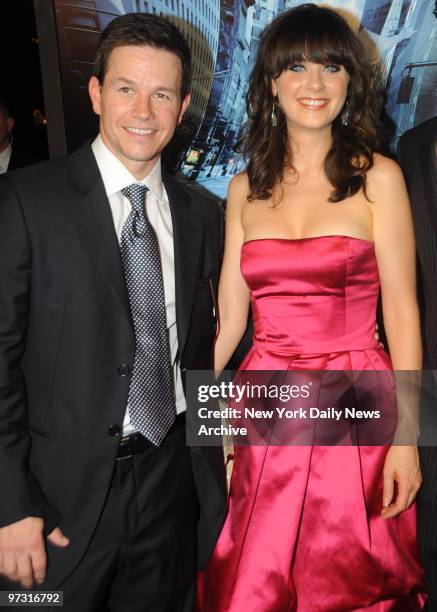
left=121, top=147, right=163, bottom=165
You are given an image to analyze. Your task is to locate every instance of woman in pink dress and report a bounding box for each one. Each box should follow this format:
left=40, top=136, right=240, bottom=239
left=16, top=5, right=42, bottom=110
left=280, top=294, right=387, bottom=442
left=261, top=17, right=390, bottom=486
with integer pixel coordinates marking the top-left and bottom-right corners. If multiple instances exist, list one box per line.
left=198, top=4, right=426, bottom=611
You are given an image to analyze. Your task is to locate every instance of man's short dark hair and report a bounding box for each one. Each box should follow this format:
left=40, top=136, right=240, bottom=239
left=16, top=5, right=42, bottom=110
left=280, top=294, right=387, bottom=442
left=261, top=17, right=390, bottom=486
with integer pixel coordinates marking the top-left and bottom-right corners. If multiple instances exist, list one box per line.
left=93, top=13, right=191, bottom=99
left=0, top=97, right=11, bottom=119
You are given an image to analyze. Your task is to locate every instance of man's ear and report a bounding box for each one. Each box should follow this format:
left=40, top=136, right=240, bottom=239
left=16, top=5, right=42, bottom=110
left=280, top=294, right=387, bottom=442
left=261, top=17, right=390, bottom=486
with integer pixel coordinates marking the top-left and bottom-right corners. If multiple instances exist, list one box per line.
left=89, top=76, right=102, bottom=116
left=6, top=117, right=14, bottom=135
left=177, top=93, right=191, bottom=124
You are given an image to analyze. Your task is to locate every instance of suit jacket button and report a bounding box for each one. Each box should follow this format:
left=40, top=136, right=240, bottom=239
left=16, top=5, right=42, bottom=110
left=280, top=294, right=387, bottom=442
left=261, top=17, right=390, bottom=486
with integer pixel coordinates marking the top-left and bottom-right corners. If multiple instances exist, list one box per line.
left=118, top=364, right=131, bottom=377
left=108, top=424, right=122, bottom=437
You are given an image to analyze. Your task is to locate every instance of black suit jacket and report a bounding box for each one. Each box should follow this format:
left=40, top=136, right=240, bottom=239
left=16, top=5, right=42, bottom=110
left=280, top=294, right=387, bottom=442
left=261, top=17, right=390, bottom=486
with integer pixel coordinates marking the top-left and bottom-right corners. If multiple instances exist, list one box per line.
left=7, top=146, right=39, bottom=171
left=0, top=143, right=227, bottom=585
left=399, top=118, right=437, bottom=370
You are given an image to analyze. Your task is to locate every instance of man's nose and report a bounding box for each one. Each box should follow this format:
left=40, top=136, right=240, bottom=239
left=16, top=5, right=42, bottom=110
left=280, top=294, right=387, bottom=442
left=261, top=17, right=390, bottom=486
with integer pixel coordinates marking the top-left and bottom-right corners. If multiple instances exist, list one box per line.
left=132, top=94, right=153, bottom=119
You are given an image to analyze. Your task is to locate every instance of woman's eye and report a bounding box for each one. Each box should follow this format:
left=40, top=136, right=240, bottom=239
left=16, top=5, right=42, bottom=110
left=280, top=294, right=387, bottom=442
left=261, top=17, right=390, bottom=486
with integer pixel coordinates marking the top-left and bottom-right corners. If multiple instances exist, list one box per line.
left=324, top=64, right=341, bottom=73
left=289, top=64, right=306, bottom=72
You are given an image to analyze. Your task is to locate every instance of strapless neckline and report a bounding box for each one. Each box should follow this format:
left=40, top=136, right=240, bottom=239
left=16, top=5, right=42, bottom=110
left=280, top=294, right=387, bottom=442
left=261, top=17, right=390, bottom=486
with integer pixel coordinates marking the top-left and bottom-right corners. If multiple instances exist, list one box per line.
left=240, top=233, right=379, bottom=355
left=242, top=235, right=374, bottom=247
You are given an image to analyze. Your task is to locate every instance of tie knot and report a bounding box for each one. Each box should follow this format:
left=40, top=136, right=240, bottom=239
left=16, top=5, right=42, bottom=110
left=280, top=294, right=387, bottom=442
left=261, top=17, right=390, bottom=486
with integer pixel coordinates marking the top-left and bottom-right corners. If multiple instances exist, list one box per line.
left=121, top=184, right=148, bottom=214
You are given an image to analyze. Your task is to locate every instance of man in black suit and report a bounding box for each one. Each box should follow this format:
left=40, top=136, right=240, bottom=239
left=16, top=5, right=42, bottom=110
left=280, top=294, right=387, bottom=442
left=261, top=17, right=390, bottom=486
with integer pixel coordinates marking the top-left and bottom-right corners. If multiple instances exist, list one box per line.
left=0, top=13, right=226, bottom=611
left=0, top=97, right=37, bottom=172
left=399, top=16, right=437, bottom=602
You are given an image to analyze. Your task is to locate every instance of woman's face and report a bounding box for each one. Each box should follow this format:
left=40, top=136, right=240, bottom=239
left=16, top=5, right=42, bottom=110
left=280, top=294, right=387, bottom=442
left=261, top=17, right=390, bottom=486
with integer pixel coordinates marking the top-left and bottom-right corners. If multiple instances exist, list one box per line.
left=272, top=60, right=350, bottom=134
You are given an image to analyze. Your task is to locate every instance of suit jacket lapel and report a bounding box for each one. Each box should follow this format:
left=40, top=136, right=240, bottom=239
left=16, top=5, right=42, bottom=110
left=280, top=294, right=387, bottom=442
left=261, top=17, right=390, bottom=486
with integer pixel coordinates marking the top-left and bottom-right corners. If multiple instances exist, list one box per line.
left=164, top=175, right=203, bottom=357
left=66, top=145, right=204, bottom=342
left=67, top=144, right=132, bottom=327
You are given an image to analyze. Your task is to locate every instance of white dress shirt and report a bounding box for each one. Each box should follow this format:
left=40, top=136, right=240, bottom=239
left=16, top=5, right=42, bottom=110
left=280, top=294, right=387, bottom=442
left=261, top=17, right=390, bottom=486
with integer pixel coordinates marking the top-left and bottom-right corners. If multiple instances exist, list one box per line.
left=92, top=135, right=186, bottom=436
left=0, top=144, right=12, bottom=174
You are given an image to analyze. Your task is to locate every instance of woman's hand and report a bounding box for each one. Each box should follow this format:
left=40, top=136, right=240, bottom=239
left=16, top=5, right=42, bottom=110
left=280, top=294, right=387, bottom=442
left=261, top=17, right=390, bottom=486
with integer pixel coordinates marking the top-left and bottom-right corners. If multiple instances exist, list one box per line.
left=381, top=445, right=422, bottom=518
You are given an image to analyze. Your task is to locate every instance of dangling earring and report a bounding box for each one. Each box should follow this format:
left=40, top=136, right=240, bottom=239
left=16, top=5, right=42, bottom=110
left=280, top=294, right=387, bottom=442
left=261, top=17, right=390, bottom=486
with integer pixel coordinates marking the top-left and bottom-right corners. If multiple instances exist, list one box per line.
left=341, top=101, right=349, bottom=126
left=271, top=102, right=278, bottom=127
left=271, top=95, right=279, bottom=127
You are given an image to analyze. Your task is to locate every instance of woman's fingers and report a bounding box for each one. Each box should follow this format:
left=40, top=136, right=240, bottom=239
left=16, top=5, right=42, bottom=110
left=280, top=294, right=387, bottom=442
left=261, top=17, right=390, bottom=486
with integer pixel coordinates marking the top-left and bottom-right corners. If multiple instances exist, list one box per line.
left=381, top=468, right=422, bottom=518
left=382, top=471, right=394, bottom=510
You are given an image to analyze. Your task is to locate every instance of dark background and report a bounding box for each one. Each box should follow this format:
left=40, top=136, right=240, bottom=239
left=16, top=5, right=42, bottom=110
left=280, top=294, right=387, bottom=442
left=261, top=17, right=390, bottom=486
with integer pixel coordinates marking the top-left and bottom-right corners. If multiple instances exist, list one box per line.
left=1, top=0, right=48, bottom=160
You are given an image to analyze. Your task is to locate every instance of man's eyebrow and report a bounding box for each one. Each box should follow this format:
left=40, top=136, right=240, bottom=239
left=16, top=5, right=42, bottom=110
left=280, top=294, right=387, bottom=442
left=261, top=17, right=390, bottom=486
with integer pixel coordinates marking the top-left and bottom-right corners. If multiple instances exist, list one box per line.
left=114, top=77, right=136, bottom=85
left=113, top=77, right=178, bottom=92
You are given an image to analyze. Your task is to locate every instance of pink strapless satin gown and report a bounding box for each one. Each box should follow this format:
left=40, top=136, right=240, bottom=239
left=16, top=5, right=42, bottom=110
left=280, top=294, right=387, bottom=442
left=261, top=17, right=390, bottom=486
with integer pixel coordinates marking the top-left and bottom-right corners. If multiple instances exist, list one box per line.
left=198, top=237, right=426, bottom=611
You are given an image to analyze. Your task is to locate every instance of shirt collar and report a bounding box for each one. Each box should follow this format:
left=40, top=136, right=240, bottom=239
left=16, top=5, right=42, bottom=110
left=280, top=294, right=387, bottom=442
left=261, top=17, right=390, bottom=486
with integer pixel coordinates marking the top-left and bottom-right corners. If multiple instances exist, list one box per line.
left=91, top=134, right=164, bottom=201
left=0, top=143, right=12, bottom=172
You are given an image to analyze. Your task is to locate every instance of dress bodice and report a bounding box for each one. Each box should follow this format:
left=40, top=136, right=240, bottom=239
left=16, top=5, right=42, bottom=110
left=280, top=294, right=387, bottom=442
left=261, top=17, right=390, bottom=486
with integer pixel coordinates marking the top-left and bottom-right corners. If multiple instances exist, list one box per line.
left=241, top=235, right=380, bottom=355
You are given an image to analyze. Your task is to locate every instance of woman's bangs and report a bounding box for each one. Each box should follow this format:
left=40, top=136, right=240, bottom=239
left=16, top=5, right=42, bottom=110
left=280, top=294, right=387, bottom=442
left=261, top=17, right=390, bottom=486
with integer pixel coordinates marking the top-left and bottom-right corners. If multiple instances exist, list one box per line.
left=273, top=20, right=353, bottom=75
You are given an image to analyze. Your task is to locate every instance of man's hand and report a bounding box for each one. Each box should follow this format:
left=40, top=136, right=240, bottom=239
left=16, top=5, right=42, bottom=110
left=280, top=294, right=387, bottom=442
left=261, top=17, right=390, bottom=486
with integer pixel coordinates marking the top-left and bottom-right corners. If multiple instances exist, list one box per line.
left=0, top=517, right=69, bottom=588
left=374, top=323, right=384, bottom=348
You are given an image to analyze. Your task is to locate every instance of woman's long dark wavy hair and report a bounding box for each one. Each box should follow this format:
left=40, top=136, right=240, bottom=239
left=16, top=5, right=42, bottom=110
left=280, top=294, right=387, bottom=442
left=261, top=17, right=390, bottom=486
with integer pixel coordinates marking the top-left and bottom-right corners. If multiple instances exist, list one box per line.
left=241, top=3, right=382, bottom=203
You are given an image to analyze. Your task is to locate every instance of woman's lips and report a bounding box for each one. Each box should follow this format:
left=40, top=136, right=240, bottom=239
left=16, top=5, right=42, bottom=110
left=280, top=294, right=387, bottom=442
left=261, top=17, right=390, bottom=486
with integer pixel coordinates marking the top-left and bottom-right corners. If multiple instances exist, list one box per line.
left=297, top=98, right=329, bottom=110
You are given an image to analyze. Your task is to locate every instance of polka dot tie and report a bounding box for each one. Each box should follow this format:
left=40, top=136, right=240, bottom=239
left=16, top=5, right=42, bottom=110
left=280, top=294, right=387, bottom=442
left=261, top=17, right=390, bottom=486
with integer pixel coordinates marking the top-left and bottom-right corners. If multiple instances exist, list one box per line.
left=120, top=184, right=176, bottom=446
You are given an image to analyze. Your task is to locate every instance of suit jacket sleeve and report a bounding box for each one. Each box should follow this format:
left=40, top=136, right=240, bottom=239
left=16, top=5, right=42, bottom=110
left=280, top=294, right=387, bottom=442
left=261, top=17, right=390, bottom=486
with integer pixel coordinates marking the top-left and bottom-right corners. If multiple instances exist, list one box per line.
left=398, top=130, right=414, bottom=184
left=397, top=132, right=405, bottom=163
left=0, top=176, right=49, bottom=527
left=218, top=202, right=224, bottom=261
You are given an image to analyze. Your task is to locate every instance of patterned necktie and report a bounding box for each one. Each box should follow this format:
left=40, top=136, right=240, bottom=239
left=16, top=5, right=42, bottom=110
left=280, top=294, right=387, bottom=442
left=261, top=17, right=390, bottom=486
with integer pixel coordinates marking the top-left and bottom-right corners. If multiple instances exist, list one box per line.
left=120, top=184, right=176, bottom=446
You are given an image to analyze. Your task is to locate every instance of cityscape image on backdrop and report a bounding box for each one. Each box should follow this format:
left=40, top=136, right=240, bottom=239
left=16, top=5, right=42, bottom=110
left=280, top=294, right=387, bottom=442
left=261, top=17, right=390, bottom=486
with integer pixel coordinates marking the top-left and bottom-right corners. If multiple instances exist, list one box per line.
left=54, top=0, right=437, bottom=199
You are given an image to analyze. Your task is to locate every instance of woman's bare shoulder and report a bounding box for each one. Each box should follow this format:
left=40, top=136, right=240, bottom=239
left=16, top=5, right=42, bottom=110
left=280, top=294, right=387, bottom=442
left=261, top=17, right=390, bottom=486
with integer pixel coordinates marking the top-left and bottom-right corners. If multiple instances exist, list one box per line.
left=367, top=153, right=405, bottom=190
left=365, top=153, right=409, bottom=211
left=228, top=171, right=250, bottom=194
left=227, top=172, right=250, bottom=211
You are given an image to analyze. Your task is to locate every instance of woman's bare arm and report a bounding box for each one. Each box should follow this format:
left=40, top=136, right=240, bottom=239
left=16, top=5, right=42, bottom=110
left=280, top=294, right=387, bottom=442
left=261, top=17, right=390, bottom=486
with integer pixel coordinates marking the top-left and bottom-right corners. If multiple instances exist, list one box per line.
left=367, top=154, right=422, bottom=518
left=214, top=173, right=251, bottom=374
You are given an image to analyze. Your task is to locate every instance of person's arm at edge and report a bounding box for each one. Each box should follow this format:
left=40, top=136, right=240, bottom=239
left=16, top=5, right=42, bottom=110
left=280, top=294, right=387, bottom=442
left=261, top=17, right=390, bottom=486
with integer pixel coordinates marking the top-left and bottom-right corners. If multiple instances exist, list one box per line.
left=0, top=176, right=68, bottom=589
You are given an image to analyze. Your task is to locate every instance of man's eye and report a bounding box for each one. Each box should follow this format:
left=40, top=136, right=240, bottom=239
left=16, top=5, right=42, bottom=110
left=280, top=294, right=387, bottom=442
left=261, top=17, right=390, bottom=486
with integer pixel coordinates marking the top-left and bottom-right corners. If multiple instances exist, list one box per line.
left=154, top=92, right=170, bottom=100
left=119, top=87, right=133, bottom=94
left=288, top=64, right=305, bottom=72
left=324, top=64, right=341, bottom=73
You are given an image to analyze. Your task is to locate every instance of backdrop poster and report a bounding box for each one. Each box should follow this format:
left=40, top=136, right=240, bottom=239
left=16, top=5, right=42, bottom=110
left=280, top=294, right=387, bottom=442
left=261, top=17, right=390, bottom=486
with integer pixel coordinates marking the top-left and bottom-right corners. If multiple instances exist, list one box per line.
left=52, top=0, right=437, bottom=199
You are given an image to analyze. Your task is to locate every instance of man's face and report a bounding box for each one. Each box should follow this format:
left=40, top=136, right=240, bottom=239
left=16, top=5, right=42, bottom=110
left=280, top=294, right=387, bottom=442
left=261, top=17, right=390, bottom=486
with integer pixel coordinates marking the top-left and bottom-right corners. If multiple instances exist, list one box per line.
left=0, top=111, right=13, bottom=152
left=89, top=45, right=190, bottom=179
